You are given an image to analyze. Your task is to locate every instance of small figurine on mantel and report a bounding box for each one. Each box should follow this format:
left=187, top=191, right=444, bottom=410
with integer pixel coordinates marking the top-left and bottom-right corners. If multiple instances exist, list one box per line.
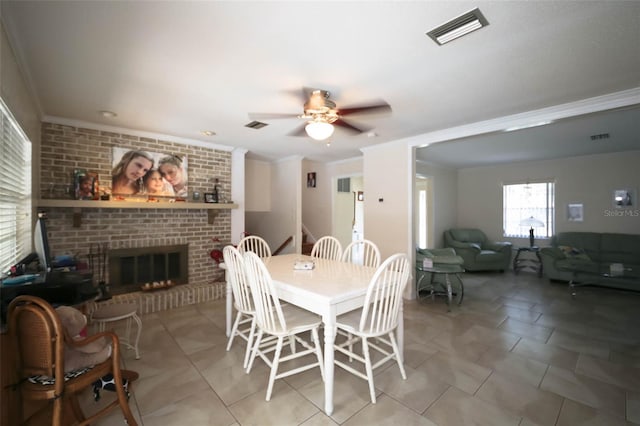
left=212, top=178, right=219, bottom=203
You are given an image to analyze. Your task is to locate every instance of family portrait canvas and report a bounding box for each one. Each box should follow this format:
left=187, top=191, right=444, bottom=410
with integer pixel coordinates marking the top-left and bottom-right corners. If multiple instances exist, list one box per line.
left=111, top=148, right=188, bottom=197
left=74, top=169, right=98, bottom=200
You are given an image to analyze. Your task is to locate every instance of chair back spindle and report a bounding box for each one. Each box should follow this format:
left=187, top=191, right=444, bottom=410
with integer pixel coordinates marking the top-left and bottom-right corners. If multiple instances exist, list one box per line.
left=310, top=236, right=342, bottom=261
left=238, top=235, right=272, bottom=259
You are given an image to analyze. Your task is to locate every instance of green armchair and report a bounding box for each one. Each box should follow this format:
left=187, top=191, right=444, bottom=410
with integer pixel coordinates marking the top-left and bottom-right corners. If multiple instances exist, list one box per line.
left=444, top=228, right=512, bottom=272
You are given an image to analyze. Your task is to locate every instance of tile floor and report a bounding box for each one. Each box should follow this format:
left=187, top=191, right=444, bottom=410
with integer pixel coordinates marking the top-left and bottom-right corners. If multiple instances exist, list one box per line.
left=86, top=271, right=640, bottom=425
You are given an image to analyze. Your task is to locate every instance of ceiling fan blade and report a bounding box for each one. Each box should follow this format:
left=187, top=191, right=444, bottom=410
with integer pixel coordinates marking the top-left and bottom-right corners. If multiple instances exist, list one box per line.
left=338, top=102, right=391, bottom=116
left=288, top=123, right=308, bottom=137
left=248, top=112, right=299, bottom=120
left=334, top=119, right=370, bottom=134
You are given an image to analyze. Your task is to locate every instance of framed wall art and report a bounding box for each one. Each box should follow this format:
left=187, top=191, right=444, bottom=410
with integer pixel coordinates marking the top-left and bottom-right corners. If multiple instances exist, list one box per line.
left=307, top=172, right=316, bottom=188
left=567, top=203, right=583, bottom=222
left=613, top=188, right=635, bottom=208
left=74, top=169, right=98, bottom=200
left=111, top=147, right=188, bottom=197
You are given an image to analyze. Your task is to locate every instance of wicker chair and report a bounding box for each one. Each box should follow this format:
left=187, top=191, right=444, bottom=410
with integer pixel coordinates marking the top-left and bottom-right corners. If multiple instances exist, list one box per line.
left=7, top=295, right=137, bottom=426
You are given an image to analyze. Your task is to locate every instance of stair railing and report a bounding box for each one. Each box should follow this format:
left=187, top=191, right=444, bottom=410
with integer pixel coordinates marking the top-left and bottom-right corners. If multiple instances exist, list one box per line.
left=273, top=235, right=293, bottom=256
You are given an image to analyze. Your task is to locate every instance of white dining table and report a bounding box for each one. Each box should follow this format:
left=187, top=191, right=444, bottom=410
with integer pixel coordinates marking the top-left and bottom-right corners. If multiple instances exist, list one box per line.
left=224, top=253, right=404, bottom=415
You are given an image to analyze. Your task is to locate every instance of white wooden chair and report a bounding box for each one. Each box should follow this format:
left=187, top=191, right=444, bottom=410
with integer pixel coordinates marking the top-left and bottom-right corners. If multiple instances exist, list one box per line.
left=223, top=245, right=256, bottom=368
left=333, top=253, right=410, bottom=403
left=342, top=239, right=381, bottom=268
left=310, top=236, right=342, bottom=261
left=243, top=251, right=325, bottom=401
left=237, top=235, right=271, bottom=259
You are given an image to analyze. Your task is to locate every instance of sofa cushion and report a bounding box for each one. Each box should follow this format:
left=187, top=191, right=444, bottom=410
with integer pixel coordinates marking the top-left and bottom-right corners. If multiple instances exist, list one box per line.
left=449, top=229, right=485, bottom=245
left=476, top=250, right=508, bottom=263
left=553, top=232, right=602, bottom=263
left=599, top=233, right=640, bottom=265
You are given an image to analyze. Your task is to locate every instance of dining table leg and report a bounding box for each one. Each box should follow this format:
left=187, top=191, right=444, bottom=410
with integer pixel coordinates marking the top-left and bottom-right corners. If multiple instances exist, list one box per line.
left=322, top=313, right=337, bottom=416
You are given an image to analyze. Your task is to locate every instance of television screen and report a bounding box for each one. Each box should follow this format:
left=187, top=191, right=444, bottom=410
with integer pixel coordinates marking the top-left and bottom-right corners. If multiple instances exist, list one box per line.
left=34, top=214, right=51, bottom=272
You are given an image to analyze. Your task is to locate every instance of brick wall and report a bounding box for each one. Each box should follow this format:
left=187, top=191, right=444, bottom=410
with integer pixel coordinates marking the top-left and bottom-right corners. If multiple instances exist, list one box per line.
left=38, top=122, right=231, bottom=287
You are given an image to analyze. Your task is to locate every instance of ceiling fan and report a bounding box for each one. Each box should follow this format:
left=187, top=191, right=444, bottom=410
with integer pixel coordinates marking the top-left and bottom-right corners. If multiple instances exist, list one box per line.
left=249, top=87, right=391, bottom=143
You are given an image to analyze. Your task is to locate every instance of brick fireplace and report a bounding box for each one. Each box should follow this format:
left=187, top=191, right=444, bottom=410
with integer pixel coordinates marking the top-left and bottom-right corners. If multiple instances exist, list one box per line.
left=38, top=122, right=232, bottom=292
left=109, top=244, right=189, bottom=295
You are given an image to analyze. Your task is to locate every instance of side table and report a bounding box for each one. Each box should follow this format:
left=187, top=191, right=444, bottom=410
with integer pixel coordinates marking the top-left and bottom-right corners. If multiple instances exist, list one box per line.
left=91, top=303, right=142, bottom=359
left=416, top=264, right=465, bottom=311
left=513, top=246, right=543, bottom=277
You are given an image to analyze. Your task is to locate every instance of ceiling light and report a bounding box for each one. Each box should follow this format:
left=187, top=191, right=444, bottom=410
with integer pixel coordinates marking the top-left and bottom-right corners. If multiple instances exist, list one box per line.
left=201, top=130, right=216, bottom=136
left=99, top=110, right=117, bottom=118
left=426, top=8, right=489, bottom=46
left=305, top=121, right=334, bottom=141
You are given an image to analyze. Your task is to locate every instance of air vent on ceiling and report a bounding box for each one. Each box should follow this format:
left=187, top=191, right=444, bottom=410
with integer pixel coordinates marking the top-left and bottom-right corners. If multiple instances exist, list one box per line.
left=245, top=121, right=268, bottom=129
left=590, top=133, right=610, bottom=141
left=426, top=8, right=489, bottom=46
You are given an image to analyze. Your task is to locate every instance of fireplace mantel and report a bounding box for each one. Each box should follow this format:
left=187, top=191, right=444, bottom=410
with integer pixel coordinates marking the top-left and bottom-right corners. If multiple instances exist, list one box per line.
left=37, top=199, right=238, bottom=227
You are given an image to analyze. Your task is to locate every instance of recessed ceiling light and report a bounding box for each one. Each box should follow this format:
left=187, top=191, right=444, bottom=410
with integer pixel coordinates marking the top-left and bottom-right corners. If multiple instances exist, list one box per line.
left=426, top=8, right=489, bottom=46
left=201, top=130, right=216, bottom=136
left=99, top=110, right=117, bottom=118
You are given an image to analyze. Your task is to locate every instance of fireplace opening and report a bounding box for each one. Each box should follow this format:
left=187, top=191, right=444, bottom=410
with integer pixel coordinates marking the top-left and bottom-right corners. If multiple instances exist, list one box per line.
left=108, top=245, right=188, bottom=294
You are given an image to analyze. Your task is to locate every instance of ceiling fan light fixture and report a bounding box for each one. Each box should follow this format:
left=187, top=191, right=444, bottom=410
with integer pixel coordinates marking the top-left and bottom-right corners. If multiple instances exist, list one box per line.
left=305, top=121, right=334, bottom=141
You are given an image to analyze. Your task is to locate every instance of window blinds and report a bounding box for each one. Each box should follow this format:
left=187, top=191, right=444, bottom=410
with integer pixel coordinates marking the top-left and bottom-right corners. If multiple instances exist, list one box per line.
left=0, top=98, right=32, bottom=274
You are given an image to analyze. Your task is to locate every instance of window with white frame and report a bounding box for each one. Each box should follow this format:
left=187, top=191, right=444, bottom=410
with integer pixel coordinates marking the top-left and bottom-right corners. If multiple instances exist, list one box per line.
left=503, top=181, right=554, bottom=239
left=0, top=98, right=32, bottom=275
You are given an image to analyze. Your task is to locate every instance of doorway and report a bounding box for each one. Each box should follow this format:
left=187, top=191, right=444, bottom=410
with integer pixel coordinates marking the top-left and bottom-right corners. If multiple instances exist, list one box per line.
left=333, top=175, right=363, bottom=250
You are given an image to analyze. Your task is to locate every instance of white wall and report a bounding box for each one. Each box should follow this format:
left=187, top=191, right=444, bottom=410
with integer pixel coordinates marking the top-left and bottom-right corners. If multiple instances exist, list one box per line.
left=457, top=150, right=640, bottom=247
left=362, top=142, right=413, bottom=260
left=245, top=158, right=271, bottom=212
left=230, top=149, right=247, bottom=244
left=416, top=160, right=458, bottom=248
left=246, top=156, right=302, bottom=254
left=302, top=160, right=330, bottom=240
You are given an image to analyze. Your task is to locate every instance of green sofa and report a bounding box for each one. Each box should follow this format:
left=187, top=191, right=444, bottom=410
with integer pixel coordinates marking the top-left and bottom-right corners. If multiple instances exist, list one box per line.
left=443, top=229, right=512, bottom=272
left=539, top=232, right=640, bottom=291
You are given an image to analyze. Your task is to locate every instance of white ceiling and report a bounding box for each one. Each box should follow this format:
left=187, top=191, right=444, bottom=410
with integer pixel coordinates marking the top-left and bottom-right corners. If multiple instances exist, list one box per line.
left=2, top=1, right=639, bottom=165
